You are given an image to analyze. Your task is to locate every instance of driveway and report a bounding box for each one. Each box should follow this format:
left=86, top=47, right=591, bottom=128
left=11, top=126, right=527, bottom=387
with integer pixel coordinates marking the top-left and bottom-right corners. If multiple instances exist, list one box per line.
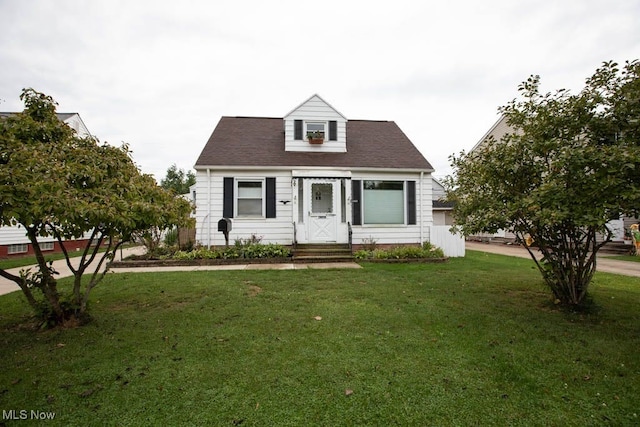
left=466, top=241, right=640, bottom=278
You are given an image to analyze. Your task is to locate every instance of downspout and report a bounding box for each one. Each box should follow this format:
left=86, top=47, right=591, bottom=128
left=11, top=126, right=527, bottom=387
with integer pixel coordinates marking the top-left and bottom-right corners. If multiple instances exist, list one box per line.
left=420, top=171, right=424, bottom=243
left=207, top=168, right=212, bottom=248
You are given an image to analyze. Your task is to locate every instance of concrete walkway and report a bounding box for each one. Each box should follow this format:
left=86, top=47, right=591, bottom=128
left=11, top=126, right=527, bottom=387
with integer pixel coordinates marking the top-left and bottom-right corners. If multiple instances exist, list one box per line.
left=466, top=241, right=640, bottom=278
left=0, top=247, right=361, bottom=297
left=3, top=242, right=636, bottom=297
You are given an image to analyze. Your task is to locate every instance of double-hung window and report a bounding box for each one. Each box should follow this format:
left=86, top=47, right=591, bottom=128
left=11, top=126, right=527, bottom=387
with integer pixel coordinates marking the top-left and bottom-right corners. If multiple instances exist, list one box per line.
left=294, top=120, right=338, bottom=141
left=306, top=122, right=326, bottom=139
left=236, top=180, right=264, bottom=217
left=223, top=177, right=276, bottom=219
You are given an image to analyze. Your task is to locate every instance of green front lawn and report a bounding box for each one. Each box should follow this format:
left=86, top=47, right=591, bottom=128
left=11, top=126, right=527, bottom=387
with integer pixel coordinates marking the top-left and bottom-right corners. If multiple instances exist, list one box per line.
left=604, top=254, right=640, bottom=263
left=1, top=251, right=639, bottom=425
left=0, top=252, right=73, bottom=270
left=0, top=245, right=122, bottom=270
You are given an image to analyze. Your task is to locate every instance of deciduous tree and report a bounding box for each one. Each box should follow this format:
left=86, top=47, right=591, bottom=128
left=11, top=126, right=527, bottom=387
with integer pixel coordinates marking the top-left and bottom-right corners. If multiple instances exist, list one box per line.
left=160, top=163, right=195, bottom=195
left=0, top=89, right=192, bottom=326
left=446, top=60, right=640, bottom=306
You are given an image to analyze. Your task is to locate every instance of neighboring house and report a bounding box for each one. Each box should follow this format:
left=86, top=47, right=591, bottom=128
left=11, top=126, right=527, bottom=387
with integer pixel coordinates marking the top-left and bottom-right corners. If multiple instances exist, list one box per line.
left=193, top=94, right=438, bottom=250
left=432, top=178, right=454, bottom=226
left=471, top=115, right=630, bottom=242
left=0, top=112, right=92, bottom=138
left=0, top=112, right=94, bottom=257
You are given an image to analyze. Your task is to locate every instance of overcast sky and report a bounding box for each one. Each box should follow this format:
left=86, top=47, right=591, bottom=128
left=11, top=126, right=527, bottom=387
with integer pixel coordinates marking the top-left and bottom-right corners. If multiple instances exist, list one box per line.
left=1, top=0, right=638, bottom=181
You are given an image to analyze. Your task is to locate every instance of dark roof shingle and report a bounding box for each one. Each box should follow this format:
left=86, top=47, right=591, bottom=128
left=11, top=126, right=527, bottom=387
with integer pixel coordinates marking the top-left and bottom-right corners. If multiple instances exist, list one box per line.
left=195, top=117, right=433, bottom=170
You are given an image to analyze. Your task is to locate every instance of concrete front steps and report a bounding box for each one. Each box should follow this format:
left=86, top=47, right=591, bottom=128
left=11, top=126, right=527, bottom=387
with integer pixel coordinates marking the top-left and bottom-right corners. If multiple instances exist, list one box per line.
left=601, top=241, right=635, bottom=255
left=292, top=243, right=354, bottom=263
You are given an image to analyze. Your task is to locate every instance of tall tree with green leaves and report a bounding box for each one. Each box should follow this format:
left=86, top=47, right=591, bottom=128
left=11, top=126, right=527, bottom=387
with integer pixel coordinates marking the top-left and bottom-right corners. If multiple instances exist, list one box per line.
left=0, top=89, right=192, bottom=326
left=160, top=163, right=195, bottom=195
left=446, top=60, right=640, bottom=307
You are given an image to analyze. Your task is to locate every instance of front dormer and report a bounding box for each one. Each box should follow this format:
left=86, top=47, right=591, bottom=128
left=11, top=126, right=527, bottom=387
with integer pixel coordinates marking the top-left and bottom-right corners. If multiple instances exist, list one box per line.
left=284, top=94, right=347, bottom=153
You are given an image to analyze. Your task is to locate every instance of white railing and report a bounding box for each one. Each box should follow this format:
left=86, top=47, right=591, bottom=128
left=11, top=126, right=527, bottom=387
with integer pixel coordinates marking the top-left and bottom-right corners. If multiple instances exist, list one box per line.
left=429, top=226, right=465, bottom=257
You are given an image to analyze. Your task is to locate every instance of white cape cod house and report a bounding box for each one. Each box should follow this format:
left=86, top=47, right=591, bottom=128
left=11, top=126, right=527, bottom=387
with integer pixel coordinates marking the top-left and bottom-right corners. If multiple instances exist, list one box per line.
left=194, top=95, right=441, bottom=251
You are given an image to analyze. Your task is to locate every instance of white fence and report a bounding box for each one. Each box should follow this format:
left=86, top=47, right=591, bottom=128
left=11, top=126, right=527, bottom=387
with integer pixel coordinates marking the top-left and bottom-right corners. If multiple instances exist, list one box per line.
left=429, top=226, right=465, bottom=257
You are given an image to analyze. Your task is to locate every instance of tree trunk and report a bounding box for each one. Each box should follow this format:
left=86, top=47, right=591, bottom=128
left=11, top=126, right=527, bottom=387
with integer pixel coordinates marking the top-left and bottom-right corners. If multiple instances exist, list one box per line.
left=524, top=226, right=603, bottom=307
left=27, top=227, right=66, bottom=324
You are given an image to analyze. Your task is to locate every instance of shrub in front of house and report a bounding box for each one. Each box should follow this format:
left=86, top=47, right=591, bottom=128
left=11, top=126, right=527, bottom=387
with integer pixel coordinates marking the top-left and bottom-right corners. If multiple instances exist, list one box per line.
left=354, top=241, right=444, bottom=260
left=173, top=243, right=291, bottom=260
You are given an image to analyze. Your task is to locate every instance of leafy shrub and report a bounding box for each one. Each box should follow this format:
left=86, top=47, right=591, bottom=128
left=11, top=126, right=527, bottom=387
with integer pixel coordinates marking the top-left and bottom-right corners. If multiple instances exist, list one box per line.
left=164, top=228, right=178, bottom=247
left=422, top=241, right=445, bottom=258
left=172, top=243, right=290, bottom=260
left=234, top=234, right=263, bottom=246
left=354, top=242, right=445, bottom=260
left=361, top=236, right=378, bottom=251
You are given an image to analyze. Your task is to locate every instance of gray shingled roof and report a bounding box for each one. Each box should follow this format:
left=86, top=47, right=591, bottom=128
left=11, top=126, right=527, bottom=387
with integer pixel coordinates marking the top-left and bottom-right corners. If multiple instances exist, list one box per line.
left=0, top=112, right=77, bottom=119
left=195, top=117, right=433, bottom=170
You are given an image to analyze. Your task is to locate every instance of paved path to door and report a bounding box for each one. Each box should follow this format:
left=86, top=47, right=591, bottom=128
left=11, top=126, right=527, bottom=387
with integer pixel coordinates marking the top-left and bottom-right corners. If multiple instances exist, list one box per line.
left=466, top=241, right=640, bottom=278
left=0, top=247, right=361, bottom=297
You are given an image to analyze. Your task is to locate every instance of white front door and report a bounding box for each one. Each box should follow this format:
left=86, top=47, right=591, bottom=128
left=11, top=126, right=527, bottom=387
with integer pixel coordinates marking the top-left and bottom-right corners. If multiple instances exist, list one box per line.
left=307, top=179, right=339, bottom=242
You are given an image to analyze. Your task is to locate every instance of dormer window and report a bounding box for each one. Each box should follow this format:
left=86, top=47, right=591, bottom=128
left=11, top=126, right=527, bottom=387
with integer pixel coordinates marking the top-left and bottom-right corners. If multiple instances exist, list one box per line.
left=294, top=119, right=338, bottom=142
left=306, top=122, right=325, bottom=139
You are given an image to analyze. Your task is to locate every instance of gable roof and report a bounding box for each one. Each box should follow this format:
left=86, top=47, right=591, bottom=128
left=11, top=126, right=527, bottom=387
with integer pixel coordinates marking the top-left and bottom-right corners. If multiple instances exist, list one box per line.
left=284, top=93, right=347, bottom=120
left=471, top=115, right=512, bottom=152
left=1, top=112, right=77, bottom=120
left=0, top=112, right=90, bottom=137
left=195, top=116, right=433, bottom=171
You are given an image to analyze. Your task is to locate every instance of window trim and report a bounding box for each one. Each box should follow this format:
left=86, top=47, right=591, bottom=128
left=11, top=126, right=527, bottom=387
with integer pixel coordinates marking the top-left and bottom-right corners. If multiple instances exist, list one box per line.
left=362, top=180, right=406, bottom=225
left=305, top=121, right=327, bottom=140
left=235, top=178, right=265, bottom=218
left=41, top=242, right=55, bottom=251
left=8, top=243, right=28, bottom=254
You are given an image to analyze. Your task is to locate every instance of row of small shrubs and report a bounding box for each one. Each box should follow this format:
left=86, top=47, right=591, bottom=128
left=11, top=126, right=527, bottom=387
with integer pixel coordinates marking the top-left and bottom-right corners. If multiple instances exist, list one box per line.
left=354, top=242, right=445, bottom=260
left=173, top=243, right=291, bottom=260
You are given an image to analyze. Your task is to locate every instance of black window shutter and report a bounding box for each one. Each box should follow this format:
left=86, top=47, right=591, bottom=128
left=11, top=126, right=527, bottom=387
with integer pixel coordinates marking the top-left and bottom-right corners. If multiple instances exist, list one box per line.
left=351, top=180, right=362, bottom=225
left=407, top=181, right=416, bottom=225
left=329, top=121, right=337, bottom=141
left=266, top=177, right=276, bottom=218
left=223, top=177, right=234, bottom=218
left=294, top=120, right=303, bottom=140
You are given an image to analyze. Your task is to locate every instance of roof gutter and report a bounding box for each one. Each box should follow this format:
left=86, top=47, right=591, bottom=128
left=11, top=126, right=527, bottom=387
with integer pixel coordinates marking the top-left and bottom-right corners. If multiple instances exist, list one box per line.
left=194, top=165, right=435, bottom=173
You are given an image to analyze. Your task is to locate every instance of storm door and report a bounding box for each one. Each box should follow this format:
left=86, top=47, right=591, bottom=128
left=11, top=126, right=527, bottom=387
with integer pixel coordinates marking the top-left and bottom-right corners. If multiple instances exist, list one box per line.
left=306, top=179, right=339, bottom=242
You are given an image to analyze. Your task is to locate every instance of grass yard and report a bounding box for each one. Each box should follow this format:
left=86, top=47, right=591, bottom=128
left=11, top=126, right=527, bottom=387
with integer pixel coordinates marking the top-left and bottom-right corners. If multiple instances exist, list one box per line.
left=0, top=251, right=639, bottom=426
left=604, top=254, right=640, bottom=263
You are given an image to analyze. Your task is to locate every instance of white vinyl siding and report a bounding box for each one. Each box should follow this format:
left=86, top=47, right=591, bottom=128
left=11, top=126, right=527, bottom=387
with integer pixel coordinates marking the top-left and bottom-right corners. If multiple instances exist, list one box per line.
left=284, top=95, right=347, bottom=153
left=193, top=169, right=435, bottom=247
left=194, top=170, right=294, bottom=247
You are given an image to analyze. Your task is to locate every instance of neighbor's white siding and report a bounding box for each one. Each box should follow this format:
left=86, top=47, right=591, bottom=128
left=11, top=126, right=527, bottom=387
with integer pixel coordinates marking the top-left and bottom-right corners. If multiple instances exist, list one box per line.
left=0, top=224, right=94, bottom=247
left=0, top=224, right=56, bottom=246
left=63, top=114, right=91, bottom=138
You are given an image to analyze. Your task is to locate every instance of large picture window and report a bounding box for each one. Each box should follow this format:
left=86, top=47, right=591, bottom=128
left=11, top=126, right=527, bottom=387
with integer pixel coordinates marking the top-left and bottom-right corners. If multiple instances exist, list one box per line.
left=237, top=180, right=263, bottom=217
left=363, top=180, right=404, bottom=224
